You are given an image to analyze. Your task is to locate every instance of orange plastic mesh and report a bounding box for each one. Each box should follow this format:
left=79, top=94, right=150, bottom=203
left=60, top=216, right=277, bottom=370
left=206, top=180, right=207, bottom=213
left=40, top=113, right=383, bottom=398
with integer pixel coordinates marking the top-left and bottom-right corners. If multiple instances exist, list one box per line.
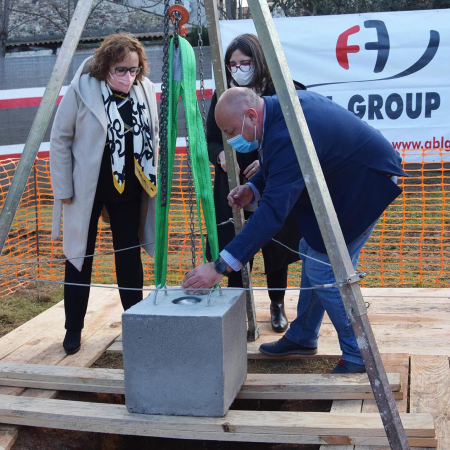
left=0, top=149, right=449, bottom=296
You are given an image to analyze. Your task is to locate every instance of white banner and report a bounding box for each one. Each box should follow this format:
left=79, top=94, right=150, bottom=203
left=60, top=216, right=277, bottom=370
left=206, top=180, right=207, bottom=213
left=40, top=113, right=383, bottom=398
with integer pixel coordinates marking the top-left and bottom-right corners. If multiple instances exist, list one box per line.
left=220, top=10, right=450, bottom=162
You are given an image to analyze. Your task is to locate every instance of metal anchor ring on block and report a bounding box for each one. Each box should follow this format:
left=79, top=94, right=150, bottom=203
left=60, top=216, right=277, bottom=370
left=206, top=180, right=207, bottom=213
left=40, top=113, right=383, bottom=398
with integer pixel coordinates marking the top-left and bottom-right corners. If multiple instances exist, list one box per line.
left=168, top=5, right=189, bottom=37
left=172, top=296, right=202, bottom=305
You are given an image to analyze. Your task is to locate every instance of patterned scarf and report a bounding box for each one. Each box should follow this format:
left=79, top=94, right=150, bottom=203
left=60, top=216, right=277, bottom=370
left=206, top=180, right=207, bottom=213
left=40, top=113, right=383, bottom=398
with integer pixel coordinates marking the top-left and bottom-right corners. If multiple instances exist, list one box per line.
left=101, top=81, right=157, bottom=197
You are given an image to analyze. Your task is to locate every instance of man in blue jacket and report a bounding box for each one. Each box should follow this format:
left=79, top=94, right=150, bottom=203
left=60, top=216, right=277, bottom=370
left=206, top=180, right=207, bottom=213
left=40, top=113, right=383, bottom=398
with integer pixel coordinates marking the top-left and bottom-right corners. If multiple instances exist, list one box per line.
left=182, top=87, right=407, bottom=373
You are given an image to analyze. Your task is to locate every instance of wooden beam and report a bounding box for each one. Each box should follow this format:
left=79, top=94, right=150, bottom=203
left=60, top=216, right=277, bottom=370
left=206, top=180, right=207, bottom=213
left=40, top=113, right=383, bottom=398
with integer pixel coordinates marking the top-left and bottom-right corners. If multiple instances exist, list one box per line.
left=0, top=426, right=18, bottom=450
left=410, top=355, right=450, bottom=450
left=0, top=362, right=402, bottom=400
left=0, top=395, right=437, bottom=446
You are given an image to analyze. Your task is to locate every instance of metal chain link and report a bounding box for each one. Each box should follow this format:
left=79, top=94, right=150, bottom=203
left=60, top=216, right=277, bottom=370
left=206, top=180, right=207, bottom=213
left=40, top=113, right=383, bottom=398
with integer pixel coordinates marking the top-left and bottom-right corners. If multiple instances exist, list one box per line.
left=159, top=0, right=171, bottom=206
left=173, top=0, right=182, bottom=48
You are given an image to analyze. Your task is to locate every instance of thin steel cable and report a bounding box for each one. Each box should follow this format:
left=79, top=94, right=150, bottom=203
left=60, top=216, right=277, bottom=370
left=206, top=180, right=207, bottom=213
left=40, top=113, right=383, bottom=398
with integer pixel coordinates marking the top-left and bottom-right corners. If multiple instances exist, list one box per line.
left=0, top=275, right=339, bottom=291
left=0, top=219, right=332, bottom=268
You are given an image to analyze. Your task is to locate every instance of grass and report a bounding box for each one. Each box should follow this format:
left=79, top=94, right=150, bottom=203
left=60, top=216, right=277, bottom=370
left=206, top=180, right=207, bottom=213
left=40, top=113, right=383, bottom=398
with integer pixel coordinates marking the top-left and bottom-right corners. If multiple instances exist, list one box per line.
left=0, top=282, right=63, bottom=338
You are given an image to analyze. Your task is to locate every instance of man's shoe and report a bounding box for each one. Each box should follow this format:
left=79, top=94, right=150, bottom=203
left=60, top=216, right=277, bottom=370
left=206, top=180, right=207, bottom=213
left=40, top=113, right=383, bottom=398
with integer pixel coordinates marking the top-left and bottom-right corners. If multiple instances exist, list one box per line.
left=270, top=301, right=288, bottom=333
left=63, top=330, right=81, bottom=355
left=331, top=359, right=366, bottom=374
left=259, top=336, right=317, bottom=356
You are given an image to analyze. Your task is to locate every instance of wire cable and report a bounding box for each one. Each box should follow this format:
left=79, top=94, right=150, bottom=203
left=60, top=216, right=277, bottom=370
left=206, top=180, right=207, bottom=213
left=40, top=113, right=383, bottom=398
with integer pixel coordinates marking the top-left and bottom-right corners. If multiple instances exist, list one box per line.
left=0, top=275, right=338, bottom=292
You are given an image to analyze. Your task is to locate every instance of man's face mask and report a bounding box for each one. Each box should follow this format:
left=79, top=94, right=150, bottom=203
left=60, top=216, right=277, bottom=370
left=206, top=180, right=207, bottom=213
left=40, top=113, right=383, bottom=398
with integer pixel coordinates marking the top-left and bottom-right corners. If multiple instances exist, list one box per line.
left=227, top=113, right=259, bottom=154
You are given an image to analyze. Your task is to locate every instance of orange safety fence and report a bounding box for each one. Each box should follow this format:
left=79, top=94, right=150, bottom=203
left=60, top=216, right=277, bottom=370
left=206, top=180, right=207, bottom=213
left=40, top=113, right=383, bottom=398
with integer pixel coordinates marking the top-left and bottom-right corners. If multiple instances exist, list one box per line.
left=0, top=150, right=449, bottom=297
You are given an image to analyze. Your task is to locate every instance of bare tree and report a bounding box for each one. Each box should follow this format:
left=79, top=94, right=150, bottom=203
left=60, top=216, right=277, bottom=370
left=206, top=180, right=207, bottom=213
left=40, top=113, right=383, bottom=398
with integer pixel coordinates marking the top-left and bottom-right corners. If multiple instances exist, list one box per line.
left=0, top=0, right=164, bottom=58
left=270, top=0, right=450, bottom=17
left=0, top=0, right=11, bottom=57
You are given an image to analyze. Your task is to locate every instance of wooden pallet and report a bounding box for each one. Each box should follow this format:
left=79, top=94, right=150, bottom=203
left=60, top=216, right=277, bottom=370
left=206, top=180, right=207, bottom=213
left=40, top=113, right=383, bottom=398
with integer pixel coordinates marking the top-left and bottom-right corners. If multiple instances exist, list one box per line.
left=0, top=287, right=448, bottom=448
left=0, top=362, right=437, bottom=447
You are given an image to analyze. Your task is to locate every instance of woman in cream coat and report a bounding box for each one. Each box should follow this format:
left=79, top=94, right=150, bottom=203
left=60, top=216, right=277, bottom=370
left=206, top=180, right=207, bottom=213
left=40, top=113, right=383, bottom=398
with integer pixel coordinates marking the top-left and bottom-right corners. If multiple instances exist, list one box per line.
left=50, top=33, right=158, bottom=355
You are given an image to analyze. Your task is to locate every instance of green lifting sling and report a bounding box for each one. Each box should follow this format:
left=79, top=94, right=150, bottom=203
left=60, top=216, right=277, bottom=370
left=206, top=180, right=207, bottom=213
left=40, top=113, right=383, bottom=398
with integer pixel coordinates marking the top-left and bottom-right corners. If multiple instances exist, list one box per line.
left=154, top=36, right=219, bottom=288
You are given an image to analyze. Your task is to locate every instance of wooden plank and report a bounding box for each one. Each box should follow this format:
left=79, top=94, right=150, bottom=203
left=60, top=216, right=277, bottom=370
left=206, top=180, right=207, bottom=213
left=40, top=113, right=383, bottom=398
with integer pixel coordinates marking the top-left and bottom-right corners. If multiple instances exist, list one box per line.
left=359, top=288, right=450, bottom=298
left=247, top=323, right=450, bottom=358
left=321, top=353, right=410, bottom=450
left=0, top=302, right=65, bottom=361
left=109, top=331, right=450, bottom=358
left=106, top=341, right=123, bottom=354
left=410, top=355, right=450, bottom=450
left=0, top=426, right=18, bottom=450
left=253, top=297, right=450, bottom=318
left=354, top=353, right=410, bottom=450
left=19, top=318, right=122, bottom=401
left=0, top=395, right=436, bottom=443
left=1, top=286, right=122, bottom=365
left=256, top=311, right=449, bottom=327
left=0, top=362, right=402, bottom=400
left=322, top=400, right=363, bottom=450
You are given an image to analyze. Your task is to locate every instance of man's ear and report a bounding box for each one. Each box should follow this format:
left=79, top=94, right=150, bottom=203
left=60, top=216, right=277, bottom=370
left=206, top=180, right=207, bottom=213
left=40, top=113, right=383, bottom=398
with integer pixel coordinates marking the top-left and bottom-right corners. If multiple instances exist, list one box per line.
left=246, top=108, right=258, bottom=123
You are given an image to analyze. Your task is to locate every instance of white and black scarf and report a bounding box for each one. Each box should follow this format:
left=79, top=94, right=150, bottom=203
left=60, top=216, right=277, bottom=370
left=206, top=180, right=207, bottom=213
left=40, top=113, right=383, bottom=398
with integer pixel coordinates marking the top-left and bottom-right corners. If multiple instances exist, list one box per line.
left=101, top=81, right=157, bottom=197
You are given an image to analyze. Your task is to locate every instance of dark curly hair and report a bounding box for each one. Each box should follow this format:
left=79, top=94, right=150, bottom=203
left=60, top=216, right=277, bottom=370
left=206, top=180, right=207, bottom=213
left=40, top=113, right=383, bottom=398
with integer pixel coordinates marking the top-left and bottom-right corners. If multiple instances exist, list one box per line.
left=89, top=33, right=149, bottom=82
left=224, top=33, right=273, bottom=91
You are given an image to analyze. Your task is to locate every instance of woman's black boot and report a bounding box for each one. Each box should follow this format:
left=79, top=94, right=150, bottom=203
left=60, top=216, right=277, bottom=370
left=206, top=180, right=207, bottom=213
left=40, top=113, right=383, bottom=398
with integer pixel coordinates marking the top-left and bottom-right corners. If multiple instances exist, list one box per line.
left=63, top=330, right=81, bottom=355
left=270, top=300, right=288, bottom=333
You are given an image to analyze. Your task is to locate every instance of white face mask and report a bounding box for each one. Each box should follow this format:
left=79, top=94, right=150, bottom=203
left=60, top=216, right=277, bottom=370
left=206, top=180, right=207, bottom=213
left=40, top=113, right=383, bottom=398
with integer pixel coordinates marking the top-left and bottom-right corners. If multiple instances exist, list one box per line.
left=231, top=66, right=255, bottom=87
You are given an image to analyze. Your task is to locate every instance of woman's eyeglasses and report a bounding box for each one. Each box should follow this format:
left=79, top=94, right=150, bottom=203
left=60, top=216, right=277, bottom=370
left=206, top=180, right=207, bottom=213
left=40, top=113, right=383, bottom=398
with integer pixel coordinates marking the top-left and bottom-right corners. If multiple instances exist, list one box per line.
left=226, top=61, right=253, bottom=73
left=113, top=66, right=141, bottom=76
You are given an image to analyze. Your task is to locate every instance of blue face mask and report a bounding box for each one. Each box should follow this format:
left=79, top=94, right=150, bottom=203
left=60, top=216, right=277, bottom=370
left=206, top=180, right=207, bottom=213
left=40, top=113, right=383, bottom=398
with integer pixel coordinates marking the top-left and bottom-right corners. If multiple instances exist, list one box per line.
left=227, top=114, right=259, bottom=153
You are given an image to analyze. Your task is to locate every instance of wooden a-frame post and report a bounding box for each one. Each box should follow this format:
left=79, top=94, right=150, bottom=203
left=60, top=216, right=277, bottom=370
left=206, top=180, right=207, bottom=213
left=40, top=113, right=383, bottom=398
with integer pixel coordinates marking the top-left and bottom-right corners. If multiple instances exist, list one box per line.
left=0, top=0, right=96, bottom=253
left=204, top=0, right=259, bottom=342
left=204, top=0, right=411, bottom=448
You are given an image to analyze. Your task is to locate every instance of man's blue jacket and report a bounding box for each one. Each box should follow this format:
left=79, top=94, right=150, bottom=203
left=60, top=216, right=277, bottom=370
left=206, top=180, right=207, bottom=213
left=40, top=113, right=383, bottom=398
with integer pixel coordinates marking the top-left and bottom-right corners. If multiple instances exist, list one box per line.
left=224, top=91, right=407, bottom=266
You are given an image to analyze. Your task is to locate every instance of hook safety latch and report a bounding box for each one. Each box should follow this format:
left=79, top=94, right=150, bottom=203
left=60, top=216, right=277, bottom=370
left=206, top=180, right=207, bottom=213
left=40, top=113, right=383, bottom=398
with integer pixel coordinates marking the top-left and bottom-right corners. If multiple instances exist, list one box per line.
left=168, top=5, right=189, bottom=38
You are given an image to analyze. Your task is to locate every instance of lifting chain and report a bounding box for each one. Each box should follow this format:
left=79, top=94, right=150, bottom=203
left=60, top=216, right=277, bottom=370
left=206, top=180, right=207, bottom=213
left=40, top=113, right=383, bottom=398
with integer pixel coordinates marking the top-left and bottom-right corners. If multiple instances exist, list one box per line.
left=159, top=0, right=197, bottom=265
left=159, top=0, right=171, bottom=206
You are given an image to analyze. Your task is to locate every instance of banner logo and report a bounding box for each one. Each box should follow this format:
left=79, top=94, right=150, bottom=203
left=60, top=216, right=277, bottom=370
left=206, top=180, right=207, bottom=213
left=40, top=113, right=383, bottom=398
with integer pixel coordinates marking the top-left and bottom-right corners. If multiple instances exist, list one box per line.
left=337, top=21, right=389, bottom=73
left=308, top=21, right=439, bottom=88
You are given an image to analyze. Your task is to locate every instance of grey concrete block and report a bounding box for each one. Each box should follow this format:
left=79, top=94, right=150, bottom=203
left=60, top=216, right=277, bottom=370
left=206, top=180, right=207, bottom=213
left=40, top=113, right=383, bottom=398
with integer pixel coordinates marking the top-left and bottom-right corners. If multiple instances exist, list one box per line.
left=122, top=289, right=247, bottom=417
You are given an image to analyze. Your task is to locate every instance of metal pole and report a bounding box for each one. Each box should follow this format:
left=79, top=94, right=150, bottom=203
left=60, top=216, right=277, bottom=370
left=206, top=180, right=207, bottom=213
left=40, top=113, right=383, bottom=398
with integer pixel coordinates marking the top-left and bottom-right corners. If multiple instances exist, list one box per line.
left=246, top=1, right=410, bottom=448
left=0, top=0, right=95, bottom=253
left=204, top=0, right=259, bottom=341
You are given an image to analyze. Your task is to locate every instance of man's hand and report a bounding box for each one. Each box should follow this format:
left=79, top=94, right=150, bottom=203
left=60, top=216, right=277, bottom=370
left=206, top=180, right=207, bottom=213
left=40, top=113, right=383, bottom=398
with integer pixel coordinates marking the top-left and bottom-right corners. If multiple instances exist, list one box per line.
left=61, top=198, right=72, bottom=205
left=243, top=160, right=260, bottom=179
left=218, top=150, right=227, bottom=172
left=227, top=184, right=254, bottom=209
left=182, top=263, right=223, bottom=293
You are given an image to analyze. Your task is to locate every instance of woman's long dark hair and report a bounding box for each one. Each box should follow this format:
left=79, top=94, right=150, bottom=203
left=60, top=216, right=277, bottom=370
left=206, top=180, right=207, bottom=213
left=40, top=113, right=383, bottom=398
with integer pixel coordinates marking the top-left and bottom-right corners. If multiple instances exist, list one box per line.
left=224, top=34, right=273, bottom=91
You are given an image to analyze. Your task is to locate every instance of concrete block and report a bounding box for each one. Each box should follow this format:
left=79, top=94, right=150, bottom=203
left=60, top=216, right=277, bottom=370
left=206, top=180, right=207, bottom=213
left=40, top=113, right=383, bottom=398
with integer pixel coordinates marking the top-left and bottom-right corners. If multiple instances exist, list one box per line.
left=122, top=288, right=247, bottom=417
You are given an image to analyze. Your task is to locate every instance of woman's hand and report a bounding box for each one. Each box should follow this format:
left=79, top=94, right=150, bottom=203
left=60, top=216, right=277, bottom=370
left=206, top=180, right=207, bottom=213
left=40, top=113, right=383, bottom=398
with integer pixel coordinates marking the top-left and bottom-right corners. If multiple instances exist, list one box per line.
left=218, top=150, right=227, bottom=172
left=243, top=160, right=260, bottom=179
left=61, top=198, right=72, bottom=205
left=227, top=185, right=254, bottom=209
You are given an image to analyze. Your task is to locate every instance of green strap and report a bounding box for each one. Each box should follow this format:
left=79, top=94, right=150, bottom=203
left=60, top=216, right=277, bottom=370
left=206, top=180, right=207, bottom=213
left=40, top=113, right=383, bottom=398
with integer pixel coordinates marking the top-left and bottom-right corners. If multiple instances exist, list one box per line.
left=154, top=37, right=219, bottom=288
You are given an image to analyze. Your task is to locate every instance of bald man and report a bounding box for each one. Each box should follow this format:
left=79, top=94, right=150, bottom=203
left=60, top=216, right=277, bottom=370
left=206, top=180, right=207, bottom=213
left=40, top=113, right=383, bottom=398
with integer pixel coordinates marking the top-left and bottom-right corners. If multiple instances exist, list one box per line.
left=182, top=87, right=406, bottom=374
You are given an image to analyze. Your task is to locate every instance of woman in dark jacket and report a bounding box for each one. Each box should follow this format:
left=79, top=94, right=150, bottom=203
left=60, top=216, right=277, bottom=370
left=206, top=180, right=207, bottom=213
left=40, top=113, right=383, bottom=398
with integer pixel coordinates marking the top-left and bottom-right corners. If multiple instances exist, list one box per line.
left=207, top=33, right=304, bottom=332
